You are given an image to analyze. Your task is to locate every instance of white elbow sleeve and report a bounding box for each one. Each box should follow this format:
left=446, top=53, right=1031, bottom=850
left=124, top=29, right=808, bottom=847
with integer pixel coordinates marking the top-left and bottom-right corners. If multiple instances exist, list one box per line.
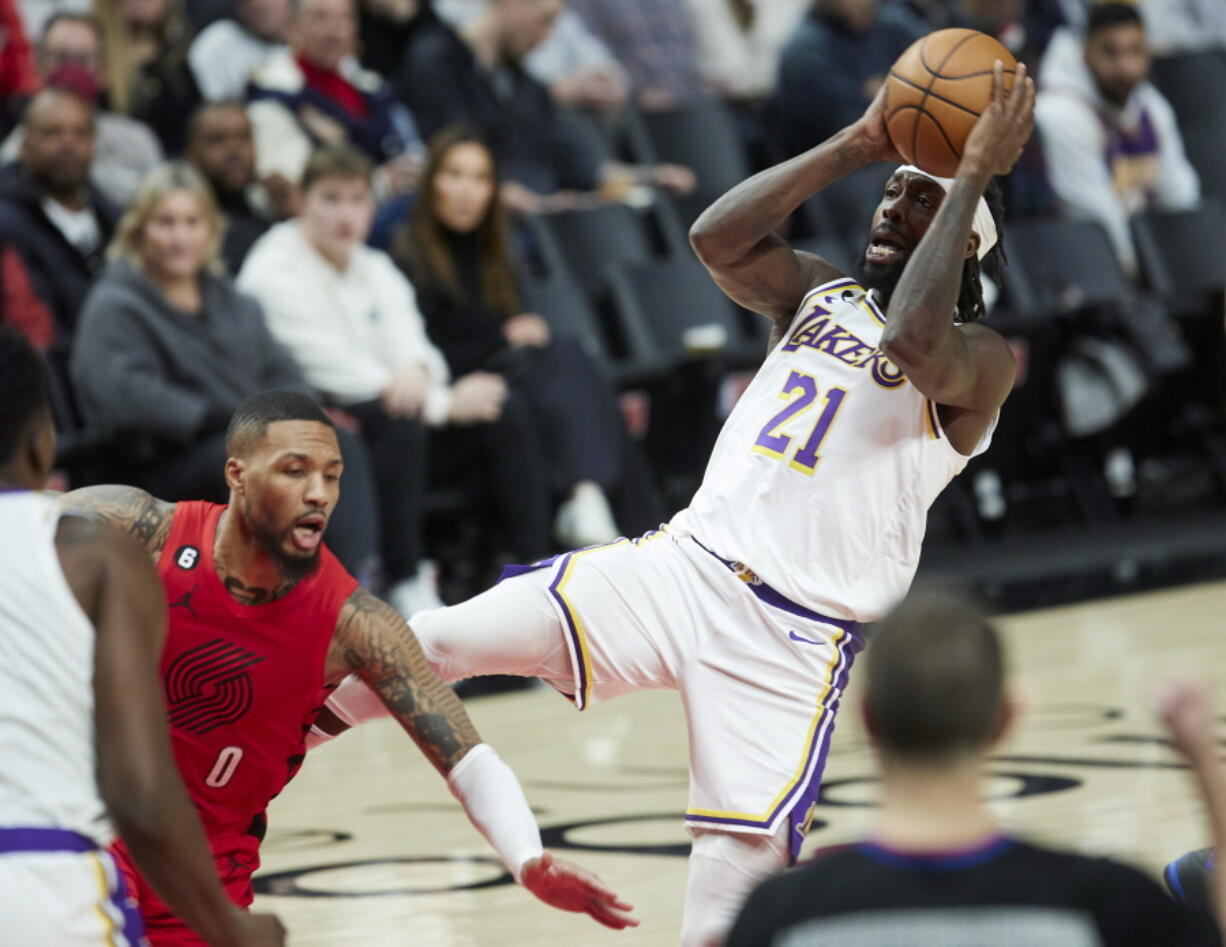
left=446, top=743, right=543, bottom=883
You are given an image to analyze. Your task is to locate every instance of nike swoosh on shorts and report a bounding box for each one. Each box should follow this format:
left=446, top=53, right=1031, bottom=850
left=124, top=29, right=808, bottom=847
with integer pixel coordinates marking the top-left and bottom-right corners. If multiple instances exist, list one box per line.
left=788, top=630, right=822, bottom=645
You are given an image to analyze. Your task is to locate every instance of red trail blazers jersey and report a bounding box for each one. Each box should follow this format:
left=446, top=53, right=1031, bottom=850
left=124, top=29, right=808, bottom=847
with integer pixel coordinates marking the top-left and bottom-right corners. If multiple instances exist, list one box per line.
left=154, top=501, right=357, bottom=836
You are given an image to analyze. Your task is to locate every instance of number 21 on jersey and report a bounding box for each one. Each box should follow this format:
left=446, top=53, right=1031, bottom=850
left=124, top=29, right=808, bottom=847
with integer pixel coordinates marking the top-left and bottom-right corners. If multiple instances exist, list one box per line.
left=751, top=370, right=848, bottom=476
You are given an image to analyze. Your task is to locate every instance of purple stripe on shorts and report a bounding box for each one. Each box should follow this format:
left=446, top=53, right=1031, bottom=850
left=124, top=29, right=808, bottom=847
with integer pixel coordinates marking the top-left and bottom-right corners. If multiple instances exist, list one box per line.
left=497, top=553, right=563, bottom=584
left=683, top=629, right=860, bottom=839
left=690, top=536, right=861, bottom=637
left=545, top=552, right=589, bottom=710
left=0, top=827, right=97, bottom=854
left=108, top=858, right=147, bottom=945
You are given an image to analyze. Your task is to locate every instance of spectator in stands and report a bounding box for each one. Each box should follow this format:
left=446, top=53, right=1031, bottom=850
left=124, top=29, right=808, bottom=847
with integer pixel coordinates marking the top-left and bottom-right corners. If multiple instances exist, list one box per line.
left=188, top=0, right=291, bottom=103
left=397, top=129, right=665, bottom=545
left=1, top=13, right=163, bottom=206
left=569, top=0, right=704, bottom=110
left=433, top=0, right=629, bottom=111
left=238, top=147, right=556, bottom=614
left=683, top=0, right=809, bottom=103
left=1036, top=2, right=1199, bottom=274
left=773, top=0, right=922, bottom=157
left=186, top=102, right=279, bottom=274
left=0, top=0, right=38, bottom=136
left=727, top=589, right=1223, bottom=947
left=398, top=0, right=694, bottom=213
left=246, top=0, right=422, bottom=201
left=68, top=161, right=382, bottom=582
left=0, top=88, right=117, bottom=347
left=356, top=0, right=438, bottom=84
left=93, top=0, right=202, bottom=154
left=1140, top=0, right=1226, bottom=55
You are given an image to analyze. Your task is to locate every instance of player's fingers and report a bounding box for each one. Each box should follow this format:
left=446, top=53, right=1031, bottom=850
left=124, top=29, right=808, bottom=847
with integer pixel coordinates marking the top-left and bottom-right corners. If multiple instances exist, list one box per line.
left=992, top=59, right=1003, bottom=104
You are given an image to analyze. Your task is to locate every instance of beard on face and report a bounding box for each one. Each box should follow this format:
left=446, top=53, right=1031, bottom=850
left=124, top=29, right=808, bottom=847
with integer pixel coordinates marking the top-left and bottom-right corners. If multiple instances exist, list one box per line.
left=854, top=244, right=909, bottom=309
left=243, top=503, right=322, bottom=584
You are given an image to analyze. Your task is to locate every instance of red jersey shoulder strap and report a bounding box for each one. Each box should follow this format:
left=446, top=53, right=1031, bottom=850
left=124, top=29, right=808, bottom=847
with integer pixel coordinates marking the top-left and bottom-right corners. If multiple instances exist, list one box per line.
left=156, top=501, right=223, bottom=574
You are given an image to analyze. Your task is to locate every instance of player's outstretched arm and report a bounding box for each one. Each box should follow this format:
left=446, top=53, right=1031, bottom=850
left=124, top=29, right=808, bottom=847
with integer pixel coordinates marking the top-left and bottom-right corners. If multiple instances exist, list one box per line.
left=331, top=588, right=638, bottom=930
left=1159, top=680, right=1226, bottom=938
left=689, top=82, right=901, bottom=332
left=879, top=62, right=1033, bottom=414
left=57, top=483, right=175, bottom=556
left=60, top=517, right=284, bottom=947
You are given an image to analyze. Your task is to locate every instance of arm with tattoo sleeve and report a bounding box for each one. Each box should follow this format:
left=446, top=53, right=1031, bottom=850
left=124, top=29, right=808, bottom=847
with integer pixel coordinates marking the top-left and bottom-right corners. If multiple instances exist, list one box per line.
left=57, top=484, right=175, bottom=556
left=330, top=588, right=637, bottom=929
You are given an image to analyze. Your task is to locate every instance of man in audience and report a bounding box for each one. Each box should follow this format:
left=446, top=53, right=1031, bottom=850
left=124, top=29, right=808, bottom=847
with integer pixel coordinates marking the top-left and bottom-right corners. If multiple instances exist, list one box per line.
left=1036, top=1, right=1199, bottom=275
left=246, top=0, right=422, bottom=199
left=569, top=0, right=704, bottom=110
left=186, top=102, right=280, bottom=274
left=683, top=0, right=809, bottom=104
left=0, top=88, right=117, bottom=348
left=1140, top=0, right=1226, bottom=55
left=399, top=0, right=693, bottom=213
left=727, top=590, right=1223, bottom=946
left=0, top=0, right=38, bottom=136
left=773, top=0, right=921, bottom=156
left=0, top=13, right=163, bottom=206
left=189, top=0, right=291, bottom=103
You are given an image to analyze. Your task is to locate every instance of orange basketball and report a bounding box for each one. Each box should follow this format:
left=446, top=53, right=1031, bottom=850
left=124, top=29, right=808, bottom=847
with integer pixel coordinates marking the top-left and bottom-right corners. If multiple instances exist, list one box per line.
left=884, top=28, right=1017, bottom=178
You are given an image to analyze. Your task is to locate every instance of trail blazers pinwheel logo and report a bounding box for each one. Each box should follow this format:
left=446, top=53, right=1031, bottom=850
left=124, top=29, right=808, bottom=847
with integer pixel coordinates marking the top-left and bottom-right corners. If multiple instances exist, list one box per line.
left=165, top=638, right=266, bottom=735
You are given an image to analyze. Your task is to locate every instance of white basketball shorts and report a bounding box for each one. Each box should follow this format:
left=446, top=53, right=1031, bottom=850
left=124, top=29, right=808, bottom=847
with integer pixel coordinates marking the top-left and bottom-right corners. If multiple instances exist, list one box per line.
left=412, top=529, right=864, bottom=859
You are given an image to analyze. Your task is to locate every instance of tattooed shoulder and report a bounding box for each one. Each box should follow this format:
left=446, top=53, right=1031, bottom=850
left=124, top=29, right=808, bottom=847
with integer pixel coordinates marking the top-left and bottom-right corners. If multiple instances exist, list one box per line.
left=58, top=485, right=175, bottom=555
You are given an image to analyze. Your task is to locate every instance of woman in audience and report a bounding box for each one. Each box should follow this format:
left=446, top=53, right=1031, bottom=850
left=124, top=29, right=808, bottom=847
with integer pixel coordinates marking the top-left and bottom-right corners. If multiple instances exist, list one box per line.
left=93, top=0, right=201, bottom=152
left=396, top=128, right=664, bottom=547
left=239, top=146, right=559, bottom=615
left=70, top=162, right=382, bottom=584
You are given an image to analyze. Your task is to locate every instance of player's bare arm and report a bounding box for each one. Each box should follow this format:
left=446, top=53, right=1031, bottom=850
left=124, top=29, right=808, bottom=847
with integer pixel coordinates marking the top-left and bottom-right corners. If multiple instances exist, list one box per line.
left=327, top=587, right=638, bottom=930
left=329, top=586, right=480, bottom=770
left=58, top=515, right=284, bottom=947
left=879, top=62, right=1034, bottom=426
left=689, top=85, right=903, bottom=339
left=58, top=483, right=176, bottom=557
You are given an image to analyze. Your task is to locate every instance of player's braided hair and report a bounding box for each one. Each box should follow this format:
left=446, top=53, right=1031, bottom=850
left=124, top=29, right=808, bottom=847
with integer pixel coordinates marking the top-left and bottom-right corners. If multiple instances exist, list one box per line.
left=955, top=179, right=1007, bottom=325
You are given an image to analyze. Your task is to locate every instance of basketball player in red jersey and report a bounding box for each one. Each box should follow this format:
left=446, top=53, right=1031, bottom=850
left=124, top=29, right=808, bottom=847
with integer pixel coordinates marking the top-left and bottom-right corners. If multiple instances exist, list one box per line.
left=61, top=390, right=636, bottom=944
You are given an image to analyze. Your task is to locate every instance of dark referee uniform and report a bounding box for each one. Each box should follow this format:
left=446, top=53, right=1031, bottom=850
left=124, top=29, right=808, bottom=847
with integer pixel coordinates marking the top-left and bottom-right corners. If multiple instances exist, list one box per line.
left=727, top=835, right=1219, bottom=946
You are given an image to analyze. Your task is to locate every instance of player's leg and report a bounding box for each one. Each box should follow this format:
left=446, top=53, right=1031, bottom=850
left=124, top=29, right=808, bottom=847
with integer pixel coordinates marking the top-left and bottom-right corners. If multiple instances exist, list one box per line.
left=1166, top=847, right=1215, bottom=910
left=680, top=826, right=789, bottom=947
left=310, top=567, right=578, bottom=744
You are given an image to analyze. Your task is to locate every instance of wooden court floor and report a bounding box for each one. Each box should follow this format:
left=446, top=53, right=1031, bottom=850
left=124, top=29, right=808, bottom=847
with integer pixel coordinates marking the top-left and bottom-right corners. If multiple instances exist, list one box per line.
left=254, top=580, right=1226, bottom=945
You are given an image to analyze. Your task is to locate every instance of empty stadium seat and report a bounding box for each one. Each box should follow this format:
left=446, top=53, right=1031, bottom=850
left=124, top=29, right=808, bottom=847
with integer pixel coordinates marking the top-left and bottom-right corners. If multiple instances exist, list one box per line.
left=626, top=98, right=751, bottom=200
left=605, top=258, right=748, bottom=368
left=1001, top=218, right=1130, bottom=319
left=520, top=273, right=613, bottom=367
left=526, top=204, right=656, bottom=295
left=1150, top=51, right=1226, bottom=132
left=1131, top=202, right=1226, bottom=307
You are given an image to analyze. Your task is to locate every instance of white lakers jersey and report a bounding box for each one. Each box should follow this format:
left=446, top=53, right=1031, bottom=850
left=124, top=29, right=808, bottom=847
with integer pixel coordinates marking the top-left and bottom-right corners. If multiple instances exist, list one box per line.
left=670, top=278, right=993, bottom=622
left=0, top=491, right=111, bottom=845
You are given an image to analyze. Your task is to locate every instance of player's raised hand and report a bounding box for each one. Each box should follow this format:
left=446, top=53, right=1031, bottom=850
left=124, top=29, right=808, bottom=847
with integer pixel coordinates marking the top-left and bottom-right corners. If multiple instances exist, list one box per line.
left=1158, top=678, right=1219, bottom=763
left=962, top=60, right=1035, bottom=177
left=520, top=850, right=640, bottom=930
left=853, top=82, right=905, bottom=165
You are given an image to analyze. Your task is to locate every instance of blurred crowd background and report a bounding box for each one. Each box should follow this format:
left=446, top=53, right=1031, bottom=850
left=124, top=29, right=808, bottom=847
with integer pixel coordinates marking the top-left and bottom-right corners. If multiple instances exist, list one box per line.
left=2, top=0, right=1224, bottom=621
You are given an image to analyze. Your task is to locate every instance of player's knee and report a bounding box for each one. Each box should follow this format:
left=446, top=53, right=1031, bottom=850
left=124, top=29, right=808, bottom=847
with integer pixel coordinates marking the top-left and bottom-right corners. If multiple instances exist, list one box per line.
left=410, top=615, right=460, bottom=681
left=681, top=829, right=789, bottom=946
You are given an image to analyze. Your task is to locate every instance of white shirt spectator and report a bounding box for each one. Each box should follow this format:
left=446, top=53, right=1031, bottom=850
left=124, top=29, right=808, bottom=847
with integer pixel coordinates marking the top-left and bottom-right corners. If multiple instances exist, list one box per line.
left=683, top=0, right=809, bottom=99
left=1035, top=27, right=1200, bottom=272
left=189, top=18, right=286, bottom=102
left=237, top=219, right=453, bottom=422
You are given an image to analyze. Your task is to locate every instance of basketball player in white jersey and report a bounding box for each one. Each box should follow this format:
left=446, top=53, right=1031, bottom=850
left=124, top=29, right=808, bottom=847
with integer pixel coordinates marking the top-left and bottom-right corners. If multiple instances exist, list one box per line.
left=0, top=328, right=285, bottom=946
left=316, top=62, right=1037, bottom=943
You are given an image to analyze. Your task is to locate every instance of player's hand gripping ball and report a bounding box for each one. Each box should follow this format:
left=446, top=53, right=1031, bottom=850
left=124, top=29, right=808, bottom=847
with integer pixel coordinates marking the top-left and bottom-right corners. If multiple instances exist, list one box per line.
left=884, top=28, right=1018, bottom=177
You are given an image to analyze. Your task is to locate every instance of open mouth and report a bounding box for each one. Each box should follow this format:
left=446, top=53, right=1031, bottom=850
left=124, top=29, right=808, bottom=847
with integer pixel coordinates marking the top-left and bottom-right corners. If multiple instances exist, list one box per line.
left=866, top=230, right=908, bottom=265
left=290, top=514, right=326, bottom=551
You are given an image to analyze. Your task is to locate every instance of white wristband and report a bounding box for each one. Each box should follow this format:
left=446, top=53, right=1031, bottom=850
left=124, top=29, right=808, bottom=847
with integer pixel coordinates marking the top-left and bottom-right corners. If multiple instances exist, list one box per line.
left=446, top=743, right=544, bottom=883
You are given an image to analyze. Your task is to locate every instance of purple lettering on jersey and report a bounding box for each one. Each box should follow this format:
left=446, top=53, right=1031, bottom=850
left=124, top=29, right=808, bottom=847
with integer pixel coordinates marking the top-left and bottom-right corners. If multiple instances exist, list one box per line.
left=782, top=313, right=831, bottom=353
left=813, top=323, right=875, bottom=366
left=861, top=349, right=907, bottom=388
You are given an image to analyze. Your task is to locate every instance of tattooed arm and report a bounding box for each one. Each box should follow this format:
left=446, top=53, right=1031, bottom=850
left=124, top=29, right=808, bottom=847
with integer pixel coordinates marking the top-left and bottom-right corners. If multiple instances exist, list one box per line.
left=327, top=588, right=637, bottom=929
left=58, top=485, right=175, bottom=557
left=330, top=586, right=478, bottom=772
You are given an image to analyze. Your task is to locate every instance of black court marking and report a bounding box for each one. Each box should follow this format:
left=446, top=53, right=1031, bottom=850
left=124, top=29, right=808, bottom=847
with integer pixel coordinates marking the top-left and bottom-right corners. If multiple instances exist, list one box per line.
left=253, top=856, right=511, bottom=897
